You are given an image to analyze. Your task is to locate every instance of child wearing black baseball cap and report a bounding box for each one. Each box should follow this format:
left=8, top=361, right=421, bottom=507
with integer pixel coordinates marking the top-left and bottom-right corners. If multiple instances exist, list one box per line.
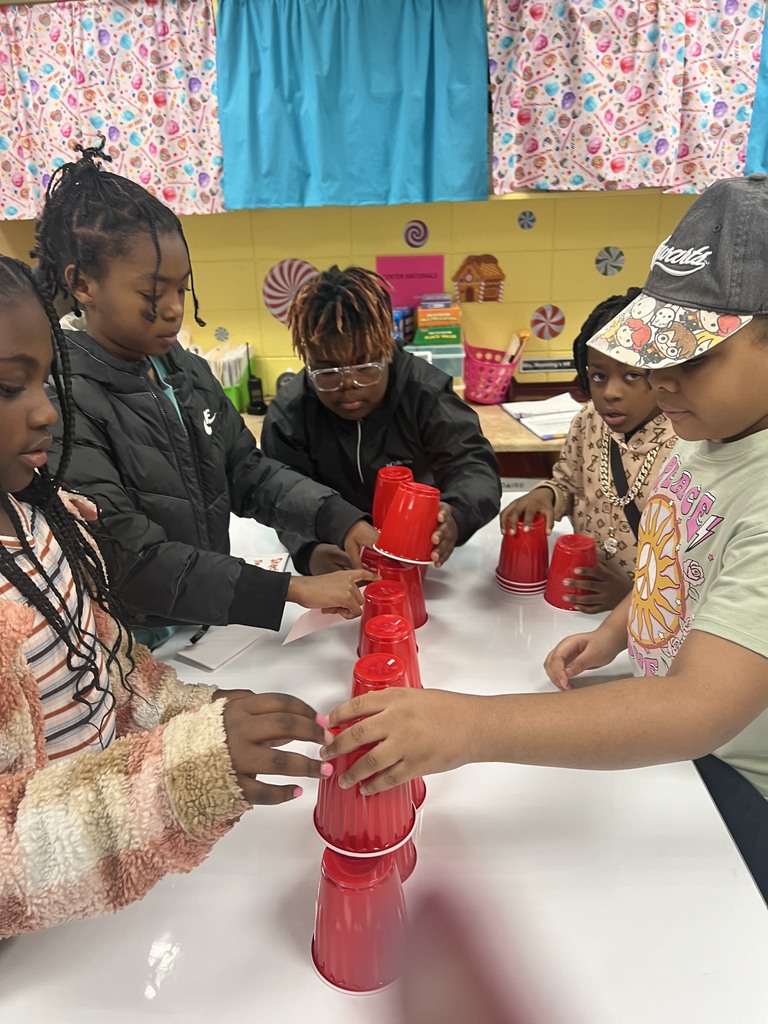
left=323, top=174, right=768, bottom=902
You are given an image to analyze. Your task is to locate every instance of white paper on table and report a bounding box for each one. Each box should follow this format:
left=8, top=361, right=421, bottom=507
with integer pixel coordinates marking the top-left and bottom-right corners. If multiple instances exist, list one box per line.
left=251, top=553, right=289, bottom=572
left=175, top=624, right=268, bottom=671
left=282, top=607, right=348, bottom=645
left=500, top=393, right=583, bottom=418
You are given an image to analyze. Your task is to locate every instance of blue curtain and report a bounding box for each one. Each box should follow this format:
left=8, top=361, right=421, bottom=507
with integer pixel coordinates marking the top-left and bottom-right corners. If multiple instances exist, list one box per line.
left=746, top=14, right=768, bottom=176
left=216, top=0, right=488, bottom=208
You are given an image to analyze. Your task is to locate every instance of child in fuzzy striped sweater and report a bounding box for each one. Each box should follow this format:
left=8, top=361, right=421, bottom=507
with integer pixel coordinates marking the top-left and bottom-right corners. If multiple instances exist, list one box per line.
left=0, top=256, right=327, bottom=937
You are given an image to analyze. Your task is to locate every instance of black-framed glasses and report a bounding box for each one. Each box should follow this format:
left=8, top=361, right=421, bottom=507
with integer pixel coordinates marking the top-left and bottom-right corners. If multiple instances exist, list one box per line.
left=307, top=361, right=385, bottom=392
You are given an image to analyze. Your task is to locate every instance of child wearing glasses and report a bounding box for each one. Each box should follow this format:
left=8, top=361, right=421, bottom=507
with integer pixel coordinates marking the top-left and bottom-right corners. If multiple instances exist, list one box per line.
left=33, top=144, right=377, bottom=648
left=261, top=265, right=501, bottom=573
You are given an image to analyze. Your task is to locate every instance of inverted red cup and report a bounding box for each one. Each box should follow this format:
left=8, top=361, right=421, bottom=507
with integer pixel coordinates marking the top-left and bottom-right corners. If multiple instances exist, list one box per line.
left=312, top=849, right=407, bottom=993
left=314, top=723, right=416, bottom=856
left=372, top=465, right=414, bottom=530
left=360, top=545, right=381, bottom=574
left=496, top=512, right=549, bottom=593
left=351, top=654, right=427, bottom=819
left=544, top=534, right=598, bottom=610
left=393, top=838, right=417, bottom=883
left=357, top=580, right=413, bottom=656
left=377, top=556, right=428, bottom=628
left=375, top=482, right=440, bottom=565
left=352, top=653, right=406, bottom=698
left=359, top=614, right=422, bottom=689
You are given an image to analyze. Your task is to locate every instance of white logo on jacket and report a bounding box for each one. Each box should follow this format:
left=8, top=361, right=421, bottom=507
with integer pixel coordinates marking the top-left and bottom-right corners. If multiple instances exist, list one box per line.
left=203, top=409, right=217, bottom=435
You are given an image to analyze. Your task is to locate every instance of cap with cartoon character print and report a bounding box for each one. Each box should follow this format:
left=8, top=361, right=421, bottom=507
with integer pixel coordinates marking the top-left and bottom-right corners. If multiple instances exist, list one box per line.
left=588, top=174, right=768, bottom=368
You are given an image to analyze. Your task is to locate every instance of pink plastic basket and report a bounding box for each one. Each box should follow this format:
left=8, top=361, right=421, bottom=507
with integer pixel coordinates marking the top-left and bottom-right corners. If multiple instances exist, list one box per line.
left=463, top=335, right=528, bottom=405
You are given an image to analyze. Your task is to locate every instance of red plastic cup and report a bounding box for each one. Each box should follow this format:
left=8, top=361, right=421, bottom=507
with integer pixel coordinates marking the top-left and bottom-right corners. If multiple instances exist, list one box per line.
left=544, top=534, right=599, bottom=610
left=312, top=849, right=407, bottom=993
left=372, top=466, right=414, bottom=530
left=351, top=654, right=427, bottom=820
left=357, top=580, right=413, bottom=656
left=360, top=545, right=381, bottom=574
left=375, top=482, right=440, bottom=564
left=410, top=776, right=427, bottom=811
left=377, top=556, right=428, bottom=628
left=314, top=723, right=416, bottom=856
left=496, top=512, right=549, bottom=594
left=393, top=838, right=417, bottom=883
left=359, top=614, right=422, bottom=689
left=352, top=653, right=406, bottom=698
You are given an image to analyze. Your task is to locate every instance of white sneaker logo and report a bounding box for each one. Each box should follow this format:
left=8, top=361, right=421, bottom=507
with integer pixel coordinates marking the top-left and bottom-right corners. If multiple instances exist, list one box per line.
left=203, top=409, right=217, bottom=435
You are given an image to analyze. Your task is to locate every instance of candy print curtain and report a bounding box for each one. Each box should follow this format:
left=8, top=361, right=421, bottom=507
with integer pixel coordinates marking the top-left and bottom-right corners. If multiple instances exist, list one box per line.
left=489, top=0, right=766, bottom=193
left=216, top=0, right=489, bottom=209
left=0, top=0, right=223, bottom=219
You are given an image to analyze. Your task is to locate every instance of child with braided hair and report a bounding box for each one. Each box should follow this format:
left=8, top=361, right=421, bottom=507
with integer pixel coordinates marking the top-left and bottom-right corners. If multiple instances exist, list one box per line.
left=500, top=289, right=677, bottom=612
left=0, top=255, right=331, bottom=936
left=260, top=265, right=501, bottom=573
left=33, top=142, right=377, bottom=648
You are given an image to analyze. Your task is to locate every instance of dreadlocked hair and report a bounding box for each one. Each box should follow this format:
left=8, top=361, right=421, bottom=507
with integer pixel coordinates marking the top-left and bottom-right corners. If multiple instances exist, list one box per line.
left=31, top=135, right=205, bottom=327
left=573, top=287, right=643, bottom=394
left=287, top=265, right=395, bottom=365
left=0, top=256, right=135, bottom=747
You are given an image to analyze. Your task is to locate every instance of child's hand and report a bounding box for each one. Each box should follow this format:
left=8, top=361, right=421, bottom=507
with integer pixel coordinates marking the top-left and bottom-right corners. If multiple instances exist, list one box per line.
left=430, top=502, right=458, bottom=567
left=543, top=627, right=624, bottom=690
left=222, top=692, right=327, bottom=804
left=500, top=487, right=555, bottom=535
left=561, top=564, right=632, bottom=613
left=342, top=520, right=380, bottom=568
left=308, top=543, right=353, bottom=575
left=323, top=688, right=478, bottom=793
left=287, top=568, right=376, bottom=618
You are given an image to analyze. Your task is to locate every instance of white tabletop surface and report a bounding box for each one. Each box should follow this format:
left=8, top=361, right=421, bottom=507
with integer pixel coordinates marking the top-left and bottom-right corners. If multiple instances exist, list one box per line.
left=1, top=511, right=767, bottom=1022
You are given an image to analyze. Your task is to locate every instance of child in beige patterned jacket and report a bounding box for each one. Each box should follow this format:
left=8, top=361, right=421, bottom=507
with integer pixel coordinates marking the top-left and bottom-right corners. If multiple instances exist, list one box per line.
left=0, top=257, right=327, bottom=937
left=500, top=290, right=677, bottom=612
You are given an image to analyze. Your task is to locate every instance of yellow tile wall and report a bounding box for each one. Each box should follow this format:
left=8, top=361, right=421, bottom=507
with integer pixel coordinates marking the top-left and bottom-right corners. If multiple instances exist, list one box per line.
left=0, top=189, right=697, bottom=395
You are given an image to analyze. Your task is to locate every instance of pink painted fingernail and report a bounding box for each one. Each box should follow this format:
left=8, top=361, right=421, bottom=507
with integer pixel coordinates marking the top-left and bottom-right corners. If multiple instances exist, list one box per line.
left=293, top=786, right=304, bottom=798
left=315, top=713, right=329, bottom=728
left=320, top=762, right=334, bottom=777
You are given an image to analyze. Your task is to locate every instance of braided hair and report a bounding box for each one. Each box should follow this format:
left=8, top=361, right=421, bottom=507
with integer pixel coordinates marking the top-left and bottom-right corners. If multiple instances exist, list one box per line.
left=0, top=257, right=134, bottom=744
left=573, top=287, right=643, bottom=393
left=288, top=265, right=395, bottom=365
left=31, top=136, right=204, bottom=327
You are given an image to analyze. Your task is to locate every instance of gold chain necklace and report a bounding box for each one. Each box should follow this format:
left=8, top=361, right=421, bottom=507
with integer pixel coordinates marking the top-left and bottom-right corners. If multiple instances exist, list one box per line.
left=599, top=425, right=660, bottom=555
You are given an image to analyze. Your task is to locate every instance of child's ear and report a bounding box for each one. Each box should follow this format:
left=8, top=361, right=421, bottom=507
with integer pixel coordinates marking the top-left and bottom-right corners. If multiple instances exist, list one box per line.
left=64, top=263, right=97, bottom=308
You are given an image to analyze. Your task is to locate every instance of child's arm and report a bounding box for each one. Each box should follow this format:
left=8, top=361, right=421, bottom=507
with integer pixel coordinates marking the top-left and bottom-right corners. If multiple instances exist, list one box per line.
left=0, top=615, right=325, bottom=936
left=323, top=629, right=768, bottom=792
left=416, top=386, right=501, bottom=545
left=50, top=403, right=371, bottom=627
left=0, top=692, right=323, bottom=937
left=223, top=392, right=377, bottom=568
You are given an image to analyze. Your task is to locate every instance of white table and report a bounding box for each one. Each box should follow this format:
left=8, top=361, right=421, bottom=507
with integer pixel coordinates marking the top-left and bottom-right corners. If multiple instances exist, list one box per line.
left=1, top=515, right=767, bottom=1023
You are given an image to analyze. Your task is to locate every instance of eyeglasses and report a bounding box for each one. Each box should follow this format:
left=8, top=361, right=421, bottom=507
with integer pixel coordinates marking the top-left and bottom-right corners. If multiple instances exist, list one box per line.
left=307, top=361, right=385, bottom=392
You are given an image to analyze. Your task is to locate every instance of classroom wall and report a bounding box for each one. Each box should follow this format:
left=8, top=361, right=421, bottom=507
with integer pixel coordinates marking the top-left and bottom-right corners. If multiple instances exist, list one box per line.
left=0, top=188, right=696, bottom=396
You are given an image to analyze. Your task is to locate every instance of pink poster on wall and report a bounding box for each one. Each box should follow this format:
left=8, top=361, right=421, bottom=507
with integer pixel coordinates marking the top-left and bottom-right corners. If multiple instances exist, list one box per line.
left=376, top=255, right=445, bottom=307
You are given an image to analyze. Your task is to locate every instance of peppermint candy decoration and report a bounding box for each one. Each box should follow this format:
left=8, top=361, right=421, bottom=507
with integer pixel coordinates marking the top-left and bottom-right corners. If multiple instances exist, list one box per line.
left=530, top=304, right=565, bottom=341
left=595, top=246, right=625, bottom=276
left=262, top=259, right=319, bottom=323
left=404, top=219, right=428, bottom=248
left=517, top=210, right=536, bottom=230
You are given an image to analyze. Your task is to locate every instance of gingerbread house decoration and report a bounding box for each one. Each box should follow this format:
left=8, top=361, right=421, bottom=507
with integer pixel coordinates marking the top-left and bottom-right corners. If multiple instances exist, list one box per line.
left=452, top=254, right=506, bottom=303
